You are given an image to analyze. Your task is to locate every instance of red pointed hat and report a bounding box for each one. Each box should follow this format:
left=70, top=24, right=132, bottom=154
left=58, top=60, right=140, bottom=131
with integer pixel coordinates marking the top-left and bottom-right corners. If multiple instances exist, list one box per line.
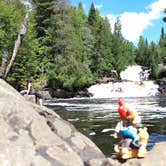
left=118, top=98, right=126, bottom=120
left=118, top=98, right=124, bottom=106
left=118, top=98, right=136, bottom=120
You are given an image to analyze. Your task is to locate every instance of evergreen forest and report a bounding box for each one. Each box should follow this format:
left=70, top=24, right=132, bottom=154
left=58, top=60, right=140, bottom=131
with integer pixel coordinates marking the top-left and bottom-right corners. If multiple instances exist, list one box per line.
left=0, top=0, right=166, bottom=93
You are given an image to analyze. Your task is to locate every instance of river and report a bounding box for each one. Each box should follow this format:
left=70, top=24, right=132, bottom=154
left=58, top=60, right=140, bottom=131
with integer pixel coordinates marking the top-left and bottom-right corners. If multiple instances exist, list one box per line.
left=44, top=65, right=166, bottom=156
left=44, top=96, right=166, bottom=156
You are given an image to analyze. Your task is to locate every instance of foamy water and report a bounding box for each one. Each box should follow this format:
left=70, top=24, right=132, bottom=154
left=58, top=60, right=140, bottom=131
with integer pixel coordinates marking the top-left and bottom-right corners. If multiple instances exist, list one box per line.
left=120, top=65, right=143, bottom=82
left=88, top=65, right=159, bottom=98
left=88, top=81, right=159, bottom=98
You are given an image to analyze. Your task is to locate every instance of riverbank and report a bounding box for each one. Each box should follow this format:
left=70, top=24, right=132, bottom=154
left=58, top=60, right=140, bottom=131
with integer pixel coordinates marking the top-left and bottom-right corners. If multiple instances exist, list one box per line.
left=40, top=77, right=166, bottom=99
left=46, top=64, right=165, bottom=98
left=156, top=78, right=166, bottom=96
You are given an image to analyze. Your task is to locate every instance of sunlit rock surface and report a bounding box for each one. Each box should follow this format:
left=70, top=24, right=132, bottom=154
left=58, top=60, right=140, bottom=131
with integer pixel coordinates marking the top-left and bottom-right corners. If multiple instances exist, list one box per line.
left=0, top=79, right=104, bottom=165
left=88, top=143, right=166, bottom=166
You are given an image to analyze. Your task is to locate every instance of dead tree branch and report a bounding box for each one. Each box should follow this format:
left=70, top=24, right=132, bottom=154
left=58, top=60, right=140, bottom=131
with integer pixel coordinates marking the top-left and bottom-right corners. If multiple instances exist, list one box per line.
left=3, top=13, right=29, bottom=80
left=0, top=51, right=8, bottom=78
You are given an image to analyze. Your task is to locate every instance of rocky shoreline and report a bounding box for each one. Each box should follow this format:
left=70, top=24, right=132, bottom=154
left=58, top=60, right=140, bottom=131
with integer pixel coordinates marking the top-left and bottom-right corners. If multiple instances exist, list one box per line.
left=156, top=78, right=166, bottom=96
left=41, top=78, right=166, bottom=99
left=0, top=78, right=165, bottom=165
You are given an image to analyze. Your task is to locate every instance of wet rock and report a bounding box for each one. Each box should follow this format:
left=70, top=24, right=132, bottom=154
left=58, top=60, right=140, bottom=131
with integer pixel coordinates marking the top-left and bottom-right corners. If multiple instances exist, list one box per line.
left=156, top=78, right=166, bottom=96
left=49, top=88, right=92, bottom=98
left=39, top=90, right=52, bottom=100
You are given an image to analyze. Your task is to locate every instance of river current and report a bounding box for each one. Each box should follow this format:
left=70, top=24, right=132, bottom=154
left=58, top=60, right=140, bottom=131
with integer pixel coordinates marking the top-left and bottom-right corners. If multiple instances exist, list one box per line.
left=45, top=96, right=166, bottom=156
left=44, top=65, right=166, bottom=156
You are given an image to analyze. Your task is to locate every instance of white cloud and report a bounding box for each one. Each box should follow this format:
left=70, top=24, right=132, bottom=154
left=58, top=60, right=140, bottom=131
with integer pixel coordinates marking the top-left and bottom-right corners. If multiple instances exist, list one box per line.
left=120, top=12, right=151, bottom=41
left=106, top=0, right=166, bottom=42
left=148, top=0, right=166, bottom=19
left=106, top=14, right=117, bottom=31
left=95, top=4, right=103, bottom=10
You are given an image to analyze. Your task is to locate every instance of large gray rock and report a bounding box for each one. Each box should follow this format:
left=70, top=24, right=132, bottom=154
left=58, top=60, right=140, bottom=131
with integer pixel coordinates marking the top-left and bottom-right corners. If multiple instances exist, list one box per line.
left=128, top=142, right=166, bottom=166
left=87, top=143, right=166, bottom=166
left=0, top=79, right=104, bottom=166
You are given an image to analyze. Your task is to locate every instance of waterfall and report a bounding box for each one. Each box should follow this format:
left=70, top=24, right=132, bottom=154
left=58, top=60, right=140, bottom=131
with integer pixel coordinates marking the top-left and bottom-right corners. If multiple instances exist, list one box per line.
left=88, top=65, right=159, bottom=98
left=120, top=65, right=150, bottom=82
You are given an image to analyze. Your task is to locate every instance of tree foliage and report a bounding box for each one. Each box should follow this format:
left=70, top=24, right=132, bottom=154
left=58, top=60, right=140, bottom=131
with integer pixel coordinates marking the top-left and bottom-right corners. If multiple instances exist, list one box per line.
left=0, top=1, right=165, bottom=93
left=0, top=0, right=25, bottom=56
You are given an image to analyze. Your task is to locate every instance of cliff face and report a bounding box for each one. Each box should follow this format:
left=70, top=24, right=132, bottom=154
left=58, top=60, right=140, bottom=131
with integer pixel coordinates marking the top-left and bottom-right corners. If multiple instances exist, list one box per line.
left=0, top=79, right=165, bottom=166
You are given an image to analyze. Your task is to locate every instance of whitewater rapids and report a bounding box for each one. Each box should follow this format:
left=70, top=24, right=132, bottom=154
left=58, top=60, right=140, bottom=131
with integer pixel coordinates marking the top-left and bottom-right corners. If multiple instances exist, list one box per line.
left=88, top=81, right=159, bottom=98
left=88, top=65, right=159, bottom=98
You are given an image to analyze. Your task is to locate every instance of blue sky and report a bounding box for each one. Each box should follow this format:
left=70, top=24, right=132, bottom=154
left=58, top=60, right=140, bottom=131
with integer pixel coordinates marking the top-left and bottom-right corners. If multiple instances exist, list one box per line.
left=71, top=0, right=166, bottom=44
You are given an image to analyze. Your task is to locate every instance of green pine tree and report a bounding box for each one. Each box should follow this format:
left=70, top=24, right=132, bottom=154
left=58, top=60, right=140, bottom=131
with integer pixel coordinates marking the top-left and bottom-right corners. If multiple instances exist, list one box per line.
left=149, top=42, right=159, bottom=79
left=45, top=0, right=93, bottom=91
left=33, top=0, right=55, bottom=38
left=158, top=27, right=166, bottom=64
left=135, top=36, right=147, bottom=66
left=0, top=0, right=25, bottom=57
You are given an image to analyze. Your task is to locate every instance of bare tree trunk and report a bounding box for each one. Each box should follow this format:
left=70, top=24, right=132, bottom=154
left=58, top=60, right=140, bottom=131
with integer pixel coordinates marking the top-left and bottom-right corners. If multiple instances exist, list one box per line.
left=3, top=13, right=29, bottom=80
left=0, top=51, right=8, bottom=78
